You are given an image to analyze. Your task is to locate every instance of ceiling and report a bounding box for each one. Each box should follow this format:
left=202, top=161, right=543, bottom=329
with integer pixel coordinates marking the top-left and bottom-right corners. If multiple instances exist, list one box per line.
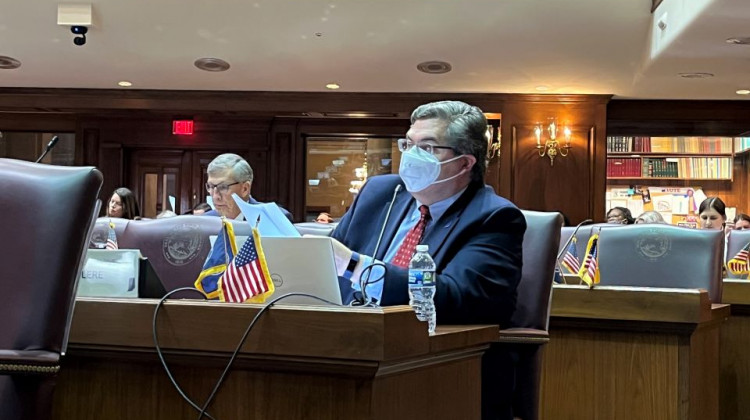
left=0, top=0, right=749, bottom=99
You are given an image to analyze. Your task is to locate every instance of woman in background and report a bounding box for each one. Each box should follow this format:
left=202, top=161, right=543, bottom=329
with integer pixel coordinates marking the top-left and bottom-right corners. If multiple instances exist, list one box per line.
left=606, top=206, right=635, bottom=224
left=698, top=196, right=727, bottom=230
left=734, top=213, right=750, bottom=230
left=106, top=187, right=141, bottom=220
left=635, top=211, right=666, bottom=224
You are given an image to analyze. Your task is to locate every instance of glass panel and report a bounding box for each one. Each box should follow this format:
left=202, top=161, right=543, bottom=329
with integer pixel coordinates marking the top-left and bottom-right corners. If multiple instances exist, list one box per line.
left=305, top=137, right=396, bottom=221
left=0, top=132, right=75, bottom=165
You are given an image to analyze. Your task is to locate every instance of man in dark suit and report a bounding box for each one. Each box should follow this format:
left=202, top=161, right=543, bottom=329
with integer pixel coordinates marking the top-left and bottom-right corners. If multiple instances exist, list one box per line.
left=203, top=153, right=293, bottom=222
left=329, top=100, right=525, bottom=419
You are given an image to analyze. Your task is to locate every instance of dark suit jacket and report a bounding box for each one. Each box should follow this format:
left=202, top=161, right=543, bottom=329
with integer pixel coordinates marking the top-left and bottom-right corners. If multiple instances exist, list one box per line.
left=332, top=174, right=525, bottom=326
left=204, top=197, right=294, bottom=222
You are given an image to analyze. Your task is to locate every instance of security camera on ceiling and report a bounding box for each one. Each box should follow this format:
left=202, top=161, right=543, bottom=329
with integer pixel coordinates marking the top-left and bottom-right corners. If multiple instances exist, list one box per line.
left=57, top=4, right=92, bottom=46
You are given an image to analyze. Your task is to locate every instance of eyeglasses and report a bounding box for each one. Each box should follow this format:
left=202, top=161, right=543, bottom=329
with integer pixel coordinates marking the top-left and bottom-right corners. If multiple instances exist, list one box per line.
left=397, top=138, right=456, bottom=155
left=205, top=181, right=240, bottom=194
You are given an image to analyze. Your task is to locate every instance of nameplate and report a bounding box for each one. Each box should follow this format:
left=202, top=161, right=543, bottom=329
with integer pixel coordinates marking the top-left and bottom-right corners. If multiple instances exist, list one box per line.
left=78, top=249, right=140, bottom=298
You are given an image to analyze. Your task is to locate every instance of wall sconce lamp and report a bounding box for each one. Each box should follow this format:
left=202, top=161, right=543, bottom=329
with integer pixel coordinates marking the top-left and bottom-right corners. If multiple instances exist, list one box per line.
left=486, top=124, right=501, bottom=159
left=534, top=118, right=571, bottom=166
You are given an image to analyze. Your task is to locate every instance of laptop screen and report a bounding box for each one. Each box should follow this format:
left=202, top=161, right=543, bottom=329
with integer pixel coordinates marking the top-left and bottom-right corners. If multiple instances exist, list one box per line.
left=211, top=236, right=343, bottom=305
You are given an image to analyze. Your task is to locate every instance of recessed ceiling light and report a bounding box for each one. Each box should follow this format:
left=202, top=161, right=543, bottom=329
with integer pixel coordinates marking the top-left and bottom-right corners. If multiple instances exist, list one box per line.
left=326, top=83, right=340, bottom=90
left=117, top=81, right=132, bottom=87
left=736, top=89, right=750, bottom=95
left=416, top=61, right=452, bottom=74
left=535, top=85, right=550, bottom=91
left=678, top=72, right=714, bottom=79
left=0, top=55, right=21, bottom=70
left=726, top=37, right=750, bottom=45
left=194, top=57, right=230, bottom=72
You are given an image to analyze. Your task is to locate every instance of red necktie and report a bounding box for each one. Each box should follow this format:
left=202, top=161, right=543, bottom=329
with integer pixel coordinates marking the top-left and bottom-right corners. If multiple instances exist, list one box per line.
left=391, top=205, right=431, bottom=268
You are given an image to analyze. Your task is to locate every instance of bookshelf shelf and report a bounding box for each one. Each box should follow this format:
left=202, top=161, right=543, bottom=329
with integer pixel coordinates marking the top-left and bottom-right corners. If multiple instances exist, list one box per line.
left=607, top=152, right=733, bottom=158
left=608, top=177, right=732, bottom=181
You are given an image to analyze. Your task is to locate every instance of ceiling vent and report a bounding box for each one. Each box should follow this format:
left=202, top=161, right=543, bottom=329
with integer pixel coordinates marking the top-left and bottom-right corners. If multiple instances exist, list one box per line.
left=0, top=56, right=21, bottom=70
left=417, top=61, right=452, bottom=74
left=194, top=57, right=230, bottom=72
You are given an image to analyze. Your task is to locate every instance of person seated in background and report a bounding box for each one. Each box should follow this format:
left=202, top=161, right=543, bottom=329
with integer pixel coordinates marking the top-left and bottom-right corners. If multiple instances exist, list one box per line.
left=156, top=210, right=177, bottom=219
left=183, top=202, right=212, bottom=215
left=606, top=206, right=634, bottom=224
left=635, top=211, right=666, bottom=224
left=315, top=212, right=334, bottom=224
left=106, top=187, right=141, bottom=220
left=734, top=213, right=750, bottom=230
left=203, top=153, right=293, bottom=222
left=698, top=196, right=727, bottom=230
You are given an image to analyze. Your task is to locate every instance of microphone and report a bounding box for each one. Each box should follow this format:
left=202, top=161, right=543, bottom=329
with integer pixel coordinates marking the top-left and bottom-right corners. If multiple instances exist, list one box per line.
left=358, top=184, right=402, bottom=304
left=555, top=218, right=593, bottom=281
left=35, top=136, right=60, bottom=163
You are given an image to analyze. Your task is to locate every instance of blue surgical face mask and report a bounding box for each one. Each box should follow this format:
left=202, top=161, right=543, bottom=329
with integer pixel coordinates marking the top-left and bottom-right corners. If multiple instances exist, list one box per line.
left=398, top=145, right=465, bottom=192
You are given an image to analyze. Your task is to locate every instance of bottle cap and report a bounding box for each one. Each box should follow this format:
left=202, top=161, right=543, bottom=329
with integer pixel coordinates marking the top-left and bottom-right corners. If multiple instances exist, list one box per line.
left=416, top=244, right=429, bottom=252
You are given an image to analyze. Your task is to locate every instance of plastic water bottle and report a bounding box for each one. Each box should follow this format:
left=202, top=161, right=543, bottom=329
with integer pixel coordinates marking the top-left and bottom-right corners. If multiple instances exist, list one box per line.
left=408, top=244, right=437, bottom=335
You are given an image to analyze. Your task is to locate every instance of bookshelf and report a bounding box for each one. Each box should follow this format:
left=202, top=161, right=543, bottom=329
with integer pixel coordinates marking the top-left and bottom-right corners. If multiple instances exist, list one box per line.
left=606, top=136, right=734, bottom=181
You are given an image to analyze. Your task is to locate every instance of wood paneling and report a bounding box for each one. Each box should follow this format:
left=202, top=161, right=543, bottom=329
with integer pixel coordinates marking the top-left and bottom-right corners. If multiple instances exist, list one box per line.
left=51, top=299, right=495, bottom=420
left=0, top=88, right=612, bottom=222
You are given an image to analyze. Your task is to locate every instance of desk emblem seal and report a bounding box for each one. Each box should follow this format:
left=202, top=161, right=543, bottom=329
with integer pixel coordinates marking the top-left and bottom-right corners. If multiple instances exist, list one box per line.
left=635, top=229, right=671, bottom=262
left=162, top=223, right=203, bottom=266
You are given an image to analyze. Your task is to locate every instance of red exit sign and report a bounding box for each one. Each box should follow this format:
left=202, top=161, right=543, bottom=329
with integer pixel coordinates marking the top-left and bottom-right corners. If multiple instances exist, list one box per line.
left=172, top=120, right=194, bottom=135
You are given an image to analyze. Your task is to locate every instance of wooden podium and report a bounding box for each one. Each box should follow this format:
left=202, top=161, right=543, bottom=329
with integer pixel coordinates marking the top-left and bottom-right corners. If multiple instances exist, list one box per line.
left=52, top=298, right=497, bottom=420
left=540, top=285, right=729, bottom=420
left=720, top=280, right=750, bottom=420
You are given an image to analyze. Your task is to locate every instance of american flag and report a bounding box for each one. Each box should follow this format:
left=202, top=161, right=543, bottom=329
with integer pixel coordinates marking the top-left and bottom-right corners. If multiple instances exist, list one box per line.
left=218, top=227, right=274, bottom=303
left=577, top=235, right=599, bottom=287
left=561, top=237, right=581, bottom=274
left=105, top=221, right=118, bottom=250
left=727, top=242, right=750, bottom=275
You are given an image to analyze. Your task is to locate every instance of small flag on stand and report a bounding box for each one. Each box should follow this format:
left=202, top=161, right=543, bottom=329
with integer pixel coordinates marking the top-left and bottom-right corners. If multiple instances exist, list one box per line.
left=105, top=221, right=119, bottom=250
left=727, top=242, right=750, bottom=276
left=577, top=234, right=600, bottom=288
left=561, top=237, right=581, bottom=274
left=195, top=218, right=237, bottom=299
left=218, top=226, right=274, bottom=303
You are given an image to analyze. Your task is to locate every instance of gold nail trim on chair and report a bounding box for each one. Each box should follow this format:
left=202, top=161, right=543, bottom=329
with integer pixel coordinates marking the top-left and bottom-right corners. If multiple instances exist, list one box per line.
left=0, top=363, right=60, bottom=375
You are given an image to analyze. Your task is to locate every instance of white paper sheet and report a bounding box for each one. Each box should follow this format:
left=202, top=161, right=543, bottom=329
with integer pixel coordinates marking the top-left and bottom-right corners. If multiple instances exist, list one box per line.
left=232, top=194, right=301, bottom=237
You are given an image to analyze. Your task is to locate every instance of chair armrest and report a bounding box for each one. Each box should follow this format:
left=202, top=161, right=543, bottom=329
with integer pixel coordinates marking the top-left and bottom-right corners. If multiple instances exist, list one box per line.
left=0, top=350, right=60, bottom=375
left=496, top=328, right=550, bottom=345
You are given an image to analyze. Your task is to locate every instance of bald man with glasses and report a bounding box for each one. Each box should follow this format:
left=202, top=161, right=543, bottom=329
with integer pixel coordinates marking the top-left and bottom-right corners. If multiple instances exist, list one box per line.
left=203, top=153, right=293, bottom=222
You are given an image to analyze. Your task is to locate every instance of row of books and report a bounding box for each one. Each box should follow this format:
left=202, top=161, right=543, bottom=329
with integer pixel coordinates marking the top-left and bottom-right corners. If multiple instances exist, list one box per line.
left=607, top=157, right=733, bottom=179
left=607, top=136, right=734, bottom=153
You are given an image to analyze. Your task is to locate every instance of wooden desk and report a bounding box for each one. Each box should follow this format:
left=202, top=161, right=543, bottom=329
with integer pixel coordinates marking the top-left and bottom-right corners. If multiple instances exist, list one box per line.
left=540, top=285, right=728, bottom=420
left=52, top=298, right=497, bottom=420
left=720, top=279, right=750, bottom=420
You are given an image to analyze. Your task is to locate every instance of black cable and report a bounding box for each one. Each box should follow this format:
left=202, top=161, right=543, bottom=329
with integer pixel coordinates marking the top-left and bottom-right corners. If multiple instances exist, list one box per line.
left=152, top=287, right=218, bottom=420
left=354, top=261, right=387, bottom=307
left=196, top=292, right=343, bottom=420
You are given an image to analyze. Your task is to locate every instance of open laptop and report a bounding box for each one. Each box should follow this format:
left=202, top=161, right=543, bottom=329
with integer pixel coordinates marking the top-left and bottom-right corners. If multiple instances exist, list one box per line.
left=219, top=236, right=343, bottom=305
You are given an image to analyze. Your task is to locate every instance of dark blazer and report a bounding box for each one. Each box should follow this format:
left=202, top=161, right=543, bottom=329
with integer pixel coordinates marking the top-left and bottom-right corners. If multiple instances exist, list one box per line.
left=204, top=196, right=294, bottom=222
left=332, top=174, right=525, bottom=326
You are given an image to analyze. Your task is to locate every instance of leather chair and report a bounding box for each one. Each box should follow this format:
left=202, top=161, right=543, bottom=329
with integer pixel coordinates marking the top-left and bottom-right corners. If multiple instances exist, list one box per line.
left=726, top=229, right=750, bottom=279
left=119, top=216, right=252, bottom=293
left=294, top=221, right=337, bottom=236
left=484, top=210, right=562, bottom=420
left=0, top=159, right=102, bottom=420
left=558, top=223, right=623, bottom=258
left=597, top=224, right=724, bottom=302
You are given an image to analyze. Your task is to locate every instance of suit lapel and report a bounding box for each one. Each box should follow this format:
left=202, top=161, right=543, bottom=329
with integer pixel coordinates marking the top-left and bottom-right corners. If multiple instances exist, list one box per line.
left=374, top=189, right=414, bottom=260
left=422, top=182, right=482, bottom=257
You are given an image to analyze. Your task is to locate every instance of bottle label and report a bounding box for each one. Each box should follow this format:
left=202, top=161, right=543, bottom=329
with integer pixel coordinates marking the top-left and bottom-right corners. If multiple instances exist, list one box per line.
left=408, top=270, right=424, bottom=286
left=408, top=270, right=434, bottom=286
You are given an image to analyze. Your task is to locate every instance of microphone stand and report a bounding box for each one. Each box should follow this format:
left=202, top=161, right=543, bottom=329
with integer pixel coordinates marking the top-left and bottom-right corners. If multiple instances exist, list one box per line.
left=556, top=219, right=593, bottom=283
left=358, top=184, right=402, bottom=305
left=35, top=136, right=60, bottom=163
